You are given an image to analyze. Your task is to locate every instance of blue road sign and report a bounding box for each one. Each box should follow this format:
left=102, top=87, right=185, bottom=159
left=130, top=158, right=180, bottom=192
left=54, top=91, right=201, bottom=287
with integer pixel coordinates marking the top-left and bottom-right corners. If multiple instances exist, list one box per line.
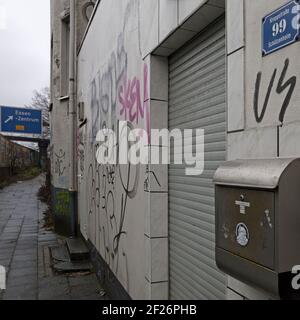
left=0, top=106, right=42, bottom=134
left=262, top=0, right=300, bottom=56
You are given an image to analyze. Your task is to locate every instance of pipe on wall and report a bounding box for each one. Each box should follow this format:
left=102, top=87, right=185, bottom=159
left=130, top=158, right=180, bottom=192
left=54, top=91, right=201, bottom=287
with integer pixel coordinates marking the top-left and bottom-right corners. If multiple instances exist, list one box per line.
left=68, top=0, right=77, bottom=236
left=68, top=0, right=76, bottom=193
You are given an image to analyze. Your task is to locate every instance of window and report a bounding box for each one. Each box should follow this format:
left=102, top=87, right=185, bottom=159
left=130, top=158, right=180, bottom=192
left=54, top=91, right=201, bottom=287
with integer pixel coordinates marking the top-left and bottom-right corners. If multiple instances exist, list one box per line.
left=60, top=16, right=70, bottom=97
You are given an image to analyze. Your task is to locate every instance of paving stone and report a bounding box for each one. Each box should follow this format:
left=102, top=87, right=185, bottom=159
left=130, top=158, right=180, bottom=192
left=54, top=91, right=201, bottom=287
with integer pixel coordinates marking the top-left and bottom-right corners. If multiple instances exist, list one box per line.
left=71, top=293, right=100, bottom=300
left=12, top=255, right=37, bottom=263
left=68, top=274, right=98, bottom=287
left=0, top=234, right=19, bottom=241
left=49, top=294, right=71, bottom=300
left=11, top=260, right=37, bottom=270
left=0, top=248, right=14, bottom=256
left=50, top=246, right=70, bottom=263
left=39, top=283, right=70, bottom=300
left=14, top=249, right=37, bottom=256
left=0, top=243, right=16, bottom=250
left=39, top=275, right=68, bottom=287
left=0, top=260, right=10, bottom=269
left=70, top=281, right=101, bottom=294
left=9, top=267, right=37, bottom=278
left=2, top=227, right=20, bottom=233
left=0, top=253, right=13, bottom=261
left=3, top=284, right=37, bottom=300
left=66, top=238, right=89, bottom=261
left=53, top=261, right=93, bottom=273
left=7, top=275, right=37, bottom=288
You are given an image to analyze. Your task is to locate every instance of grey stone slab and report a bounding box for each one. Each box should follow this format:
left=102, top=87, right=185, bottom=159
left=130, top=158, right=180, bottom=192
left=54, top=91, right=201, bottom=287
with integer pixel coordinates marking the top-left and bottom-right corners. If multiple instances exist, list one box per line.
left=68, top=274, right=98, bottom=287
left=15, top=243, right=37, bottom=249
left=7, top=275, right=37, bottom=287
left=48, top=294, right=71, bottom=300
left=3, top=284, right=37, bottom=300
left=70, top=293, right=100, bottom=300
left=0, top=234, right=19, bottom=241
left=38, top=284, right=70, bottom=300
left=38, top=275, right=68, bottom=287
left=11, top=260, right=36, bottom=270
left=53, top=261, right=93, bottom=273
left=0, top=242, right=16, bottom=249
left=66, top=238, right=89, bottom=261
left=0, top=253, right=13, bottom=261
left=9, top=267, right=37, bottom=278
left=17, top=241, right=37, bottom=247
left=2, top=227, right=21, bottom=233
left=50, top=246, right=70, bottom=263
left=0, top=259, right=10, bottom=269
left=0, top=248, right=14, bottom=256
left=19, top=234, right=38, bottom=239
left=12, top=257, right=37, bottom=265
left=14, top=249, right=37, bottom=256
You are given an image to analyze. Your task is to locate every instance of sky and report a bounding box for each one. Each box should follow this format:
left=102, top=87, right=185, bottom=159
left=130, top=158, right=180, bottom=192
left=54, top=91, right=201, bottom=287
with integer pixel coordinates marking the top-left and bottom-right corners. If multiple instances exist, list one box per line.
left=0, top=0, right=50, bottom=108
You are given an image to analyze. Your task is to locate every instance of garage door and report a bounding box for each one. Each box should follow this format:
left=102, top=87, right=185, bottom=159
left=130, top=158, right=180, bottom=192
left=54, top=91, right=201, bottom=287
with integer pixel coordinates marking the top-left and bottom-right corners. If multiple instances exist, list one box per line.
left=169, top=17, right=226, bottom=300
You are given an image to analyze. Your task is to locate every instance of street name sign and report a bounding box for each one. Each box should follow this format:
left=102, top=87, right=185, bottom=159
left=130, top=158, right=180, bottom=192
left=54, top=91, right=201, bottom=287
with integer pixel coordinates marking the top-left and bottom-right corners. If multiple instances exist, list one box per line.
left=262, top=0, right=300, bottom=56
left=0, top=106, right=42, bottom=134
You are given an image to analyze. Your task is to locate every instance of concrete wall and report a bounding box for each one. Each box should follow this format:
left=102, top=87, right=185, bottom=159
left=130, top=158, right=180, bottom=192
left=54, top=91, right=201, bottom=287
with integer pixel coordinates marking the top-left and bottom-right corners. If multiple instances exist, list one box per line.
left=50, top=0, right=95, bottom=235
left=227, top=0, right=300, bottom=300
left=76, top=0, right=224, bottom=300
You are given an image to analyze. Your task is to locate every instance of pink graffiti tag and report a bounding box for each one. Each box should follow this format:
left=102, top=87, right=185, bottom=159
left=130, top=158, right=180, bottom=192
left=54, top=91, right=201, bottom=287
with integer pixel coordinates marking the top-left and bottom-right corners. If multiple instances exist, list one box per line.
left=119, top=64, right=150, bottom=142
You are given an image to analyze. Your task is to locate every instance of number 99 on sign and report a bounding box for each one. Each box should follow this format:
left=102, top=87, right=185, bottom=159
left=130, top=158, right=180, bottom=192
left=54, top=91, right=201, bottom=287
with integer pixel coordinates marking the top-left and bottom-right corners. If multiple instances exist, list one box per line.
left=272, top=19, right=287, bottom=36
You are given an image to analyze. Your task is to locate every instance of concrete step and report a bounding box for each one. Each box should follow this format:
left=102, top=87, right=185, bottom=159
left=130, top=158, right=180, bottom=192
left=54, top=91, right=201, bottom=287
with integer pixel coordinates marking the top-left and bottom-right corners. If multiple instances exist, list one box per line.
left=66, top=238, right=89, bottom=261
left=53, top=261, right=93, bottom=273
left=50, top=245, right=71, bottom=263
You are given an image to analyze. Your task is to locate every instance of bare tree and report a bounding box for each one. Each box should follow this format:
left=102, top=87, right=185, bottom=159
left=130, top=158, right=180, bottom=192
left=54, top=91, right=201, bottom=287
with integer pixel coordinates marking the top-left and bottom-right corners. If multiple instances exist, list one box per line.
left=26, top=87, right=50, bottom=139
left=26, top=87, right=50, bottom=124
left=8, top=144, right=17, bottom=176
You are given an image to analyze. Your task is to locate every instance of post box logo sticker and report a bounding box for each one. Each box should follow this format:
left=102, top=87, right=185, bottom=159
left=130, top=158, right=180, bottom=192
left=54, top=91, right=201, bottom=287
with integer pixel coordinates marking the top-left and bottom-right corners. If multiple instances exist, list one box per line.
left=236, top=223, right=250, bottom=247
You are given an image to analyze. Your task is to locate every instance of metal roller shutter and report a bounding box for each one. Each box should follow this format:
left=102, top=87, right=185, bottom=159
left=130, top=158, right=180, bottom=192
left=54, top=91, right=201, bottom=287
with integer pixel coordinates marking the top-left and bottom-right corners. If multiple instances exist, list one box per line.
left=169, top=17, right=226, bottom=300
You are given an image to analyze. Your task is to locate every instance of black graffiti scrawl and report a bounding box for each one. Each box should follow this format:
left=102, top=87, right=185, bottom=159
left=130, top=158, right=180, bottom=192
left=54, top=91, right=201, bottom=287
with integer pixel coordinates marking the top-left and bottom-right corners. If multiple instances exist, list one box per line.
left=254, top=58, right=297, bottom=124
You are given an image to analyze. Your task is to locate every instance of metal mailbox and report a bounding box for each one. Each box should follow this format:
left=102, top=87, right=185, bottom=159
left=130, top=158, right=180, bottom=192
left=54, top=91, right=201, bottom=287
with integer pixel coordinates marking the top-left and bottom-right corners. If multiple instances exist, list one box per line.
left=213, top=158, right=300, bottom=299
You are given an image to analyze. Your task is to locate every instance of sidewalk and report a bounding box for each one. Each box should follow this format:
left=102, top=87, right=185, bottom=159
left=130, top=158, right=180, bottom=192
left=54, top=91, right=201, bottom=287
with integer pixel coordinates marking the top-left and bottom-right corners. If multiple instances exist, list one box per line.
left=0, top=175, right=106, bottom=300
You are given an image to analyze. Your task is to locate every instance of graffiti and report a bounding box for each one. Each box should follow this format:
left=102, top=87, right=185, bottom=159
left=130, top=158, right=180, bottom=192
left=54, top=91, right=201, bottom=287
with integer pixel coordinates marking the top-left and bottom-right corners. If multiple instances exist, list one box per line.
left=54, top=149, right=66, bottom=177
left=119, top=63, right=150, bottom=141
left=85, top=127, right=140, bottom=275
left=90, top=34, right=127, bottom=140
left=55, top=190, right=70, bottom=217
left=82, top=0, right=96, bottom=23
left=77, top=128, right=86, bottom=176
left=82, top=1, right=152, bottom=288
left=87, top=156, right=101, bottom=246
left=144, top=165, right=161, bottom=192
left=106, top=165, right=116, bottom=186
left=254, top=58, right=297, bottom=124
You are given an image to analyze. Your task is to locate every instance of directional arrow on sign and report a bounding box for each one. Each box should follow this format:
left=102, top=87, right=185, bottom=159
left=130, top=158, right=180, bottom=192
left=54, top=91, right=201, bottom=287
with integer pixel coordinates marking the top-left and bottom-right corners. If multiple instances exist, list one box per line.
left=4, top=116, right=13, bottom=124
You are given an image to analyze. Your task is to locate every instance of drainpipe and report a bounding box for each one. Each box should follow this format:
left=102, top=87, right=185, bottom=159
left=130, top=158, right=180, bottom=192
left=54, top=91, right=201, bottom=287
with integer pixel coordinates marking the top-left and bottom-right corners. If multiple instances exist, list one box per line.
left=68, top=0, right=77, bottom=236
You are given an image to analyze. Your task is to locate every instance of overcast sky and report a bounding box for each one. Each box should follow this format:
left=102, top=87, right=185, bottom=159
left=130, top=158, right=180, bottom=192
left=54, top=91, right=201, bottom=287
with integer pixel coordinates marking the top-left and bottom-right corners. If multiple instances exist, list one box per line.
left=0, top=0, right=50, bottom=108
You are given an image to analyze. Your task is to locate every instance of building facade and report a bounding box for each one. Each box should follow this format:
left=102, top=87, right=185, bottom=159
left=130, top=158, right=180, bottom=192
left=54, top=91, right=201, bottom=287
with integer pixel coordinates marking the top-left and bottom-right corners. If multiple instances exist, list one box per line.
left=50, top=0, right=300, bottom=300
left=0, top=134, right=39, bottom=180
